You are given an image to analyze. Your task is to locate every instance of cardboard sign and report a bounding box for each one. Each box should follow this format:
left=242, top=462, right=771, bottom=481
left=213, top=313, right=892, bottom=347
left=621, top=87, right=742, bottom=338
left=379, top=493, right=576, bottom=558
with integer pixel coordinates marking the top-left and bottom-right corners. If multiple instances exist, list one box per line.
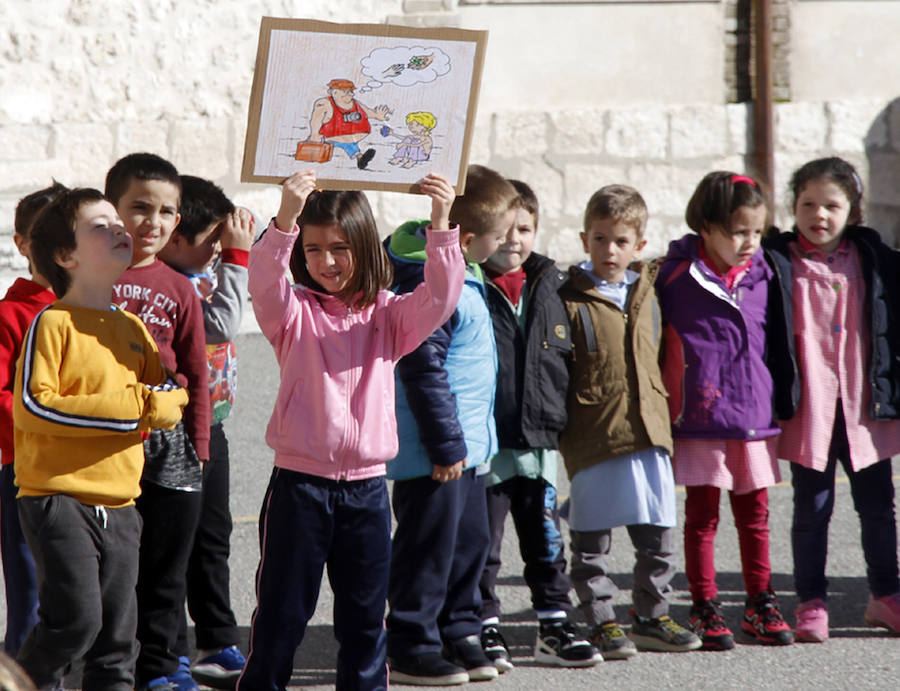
left=242, top=17, right=488, bottom=194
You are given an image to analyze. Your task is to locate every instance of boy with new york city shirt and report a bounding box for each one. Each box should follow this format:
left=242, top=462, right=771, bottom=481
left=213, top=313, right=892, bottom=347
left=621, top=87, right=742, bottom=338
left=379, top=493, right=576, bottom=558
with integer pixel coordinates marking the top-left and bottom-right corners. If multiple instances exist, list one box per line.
left=106, top=153, right=210, bottom=691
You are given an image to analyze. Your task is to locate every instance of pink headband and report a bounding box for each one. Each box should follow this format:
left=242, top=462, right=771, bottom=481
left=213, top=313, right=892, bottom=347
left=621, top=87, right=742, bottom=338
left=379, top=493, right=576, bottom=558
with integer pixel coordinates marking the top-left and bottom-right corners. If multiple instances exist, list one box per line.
left=731, top=174, right=757, bottom=186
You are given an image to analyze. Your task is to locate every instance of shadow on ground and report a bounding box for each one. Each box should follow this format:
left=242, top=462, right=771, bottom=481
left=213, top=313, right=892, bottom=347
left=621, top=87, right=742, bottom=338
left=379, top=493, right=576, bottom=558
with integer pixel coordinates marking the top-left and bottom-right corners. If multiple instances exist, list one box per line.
left=58, top=570, right=889, bottom=687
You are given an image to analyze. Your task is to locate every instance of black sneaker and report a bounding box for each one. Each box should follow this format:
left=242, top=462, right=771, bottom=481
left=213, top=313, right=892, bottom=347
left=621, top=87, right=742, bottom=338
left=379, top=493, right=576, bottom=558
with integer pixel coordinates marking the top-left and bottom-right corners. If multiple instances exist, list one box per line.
left=481, top=624, right=514, bottom=673
left=589, top=621, right=638, bottom=660
left=389, top=652, right=469, bottom=686
left=444, top=634, right=499, bottom=681
left=689, top=600, right=735, bottom=651
left=628, top=610, right=702, bottom=652
left=357, top=148, right=376, bottom=169
left=534, top=618, right=602, bottom=667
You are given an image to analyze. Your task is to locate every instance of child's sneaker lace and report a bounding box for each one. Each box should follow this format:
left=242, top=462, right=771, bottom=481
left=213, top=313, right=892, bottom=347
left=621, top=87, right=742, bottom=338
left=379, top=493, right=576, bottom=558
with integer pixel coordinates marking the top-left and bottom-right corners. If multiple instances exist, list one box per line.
left=628, top=611, right=701, bottom=652
left=741, top=590, right=793, bottom=645
left=534, top=618, right=601, bottom=667
left=589, top=621, right=638, bottom=660
left=480, top=624, right=514, bottom=673
left=688, top=599, right=734, bottom=651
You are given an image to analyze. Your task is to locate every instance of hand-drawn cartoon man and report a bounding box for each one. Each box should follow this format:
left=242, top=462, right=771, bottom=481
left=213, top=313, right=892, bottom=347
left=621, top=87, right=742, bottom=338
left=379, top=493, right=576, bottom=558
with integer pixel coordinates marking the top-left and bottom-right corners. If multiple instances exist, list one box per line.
left=384, top=111, right=436, bottom=168
left=308, top=79, right=392, bottom=170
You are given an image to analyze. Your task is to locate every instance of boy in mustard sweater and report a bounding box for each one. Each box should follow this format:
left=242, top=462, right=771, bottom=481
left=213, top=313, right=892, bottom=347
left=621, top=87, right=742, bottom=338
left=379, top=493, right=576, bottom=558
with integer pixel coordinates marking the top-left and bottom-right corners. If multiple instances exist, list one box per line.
left=13, top=188, right=188, bottom=690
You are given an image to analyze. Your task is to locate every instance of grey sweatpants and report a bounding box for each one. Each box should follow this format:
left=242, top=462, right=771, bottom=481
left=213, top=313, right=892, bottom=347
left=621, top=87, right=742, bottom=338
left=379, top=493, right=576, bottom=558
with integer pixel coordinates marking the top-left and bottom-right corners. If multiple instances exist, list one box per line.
left=17, top=494, right=141, bottom=690
left=569, top=524, right=676, bottom=625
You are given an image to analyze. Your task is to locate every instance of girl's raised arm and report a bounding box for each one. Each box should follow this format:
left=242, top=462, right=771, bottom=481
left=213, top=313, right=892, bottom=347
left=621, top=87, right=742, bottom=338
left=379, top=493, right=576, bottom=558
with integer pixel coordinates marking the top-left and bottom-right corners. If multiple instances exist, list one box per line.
left=387, top=173, right=465, bottom=356
left=419, top=172, right=455, bottom=231
left=275, top=170, right=317, bottom=233
left=249, top=171, right=317, bottom=354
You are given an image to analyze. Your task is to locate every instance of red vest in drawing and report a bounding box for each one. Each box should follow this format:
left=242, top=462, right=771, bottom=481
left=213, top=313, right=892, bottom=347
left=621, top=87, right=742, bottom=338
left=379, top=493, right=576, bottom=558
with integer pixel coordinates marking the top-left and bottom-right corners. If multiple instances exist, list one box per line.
left=319, top=97, right=370, bottom=138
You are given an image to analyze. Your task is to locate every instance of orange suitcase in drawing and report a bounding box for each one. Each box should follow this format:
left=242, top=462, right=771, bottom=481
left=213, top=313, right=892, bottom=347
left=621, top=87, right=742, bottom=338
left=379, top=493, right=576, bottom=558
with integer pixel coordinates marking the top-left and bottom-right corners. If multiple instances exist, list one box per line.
left=295, top=141, right=333, bottom=163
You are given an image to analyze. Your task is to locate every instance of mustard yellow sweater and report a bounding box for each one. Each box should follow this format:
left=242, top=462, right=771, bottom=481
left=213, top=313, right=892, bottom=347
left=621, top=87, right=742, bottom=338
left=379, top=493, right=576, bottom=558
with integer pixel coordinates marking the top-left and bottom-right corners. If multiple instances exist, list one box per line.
left=14, top=303, right=171, bottom=507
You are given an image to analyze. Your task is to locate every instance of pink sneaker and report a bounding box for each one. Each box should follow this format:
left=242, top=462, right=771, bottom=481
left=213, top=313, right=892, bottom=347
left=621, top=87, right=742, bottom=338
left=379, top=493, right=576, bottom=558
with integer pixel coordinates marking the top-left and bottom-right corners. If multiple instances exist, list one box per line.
left=864, top=593, right=900, bottom=634
left=794, top=598, right=828, bottom=642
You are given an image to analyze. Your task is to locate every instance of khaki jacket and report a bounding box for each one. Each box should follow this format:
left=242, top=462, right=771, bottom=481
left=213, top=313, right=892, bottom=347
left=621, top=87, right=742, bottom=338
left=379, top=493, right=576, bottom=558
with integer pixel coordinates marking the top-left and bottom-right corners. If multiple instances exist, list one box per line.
left=558, top=262, right=672, bottom=479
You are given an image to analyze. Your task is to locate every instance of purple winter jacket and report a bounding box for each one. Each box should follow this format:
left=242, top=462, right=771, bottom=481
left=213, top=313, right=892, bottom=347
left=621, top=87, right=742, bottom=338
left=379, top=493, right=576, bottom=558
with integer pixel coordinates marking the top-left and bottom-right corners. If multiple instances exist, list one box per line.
left=656, top=234, right=780, bottom=441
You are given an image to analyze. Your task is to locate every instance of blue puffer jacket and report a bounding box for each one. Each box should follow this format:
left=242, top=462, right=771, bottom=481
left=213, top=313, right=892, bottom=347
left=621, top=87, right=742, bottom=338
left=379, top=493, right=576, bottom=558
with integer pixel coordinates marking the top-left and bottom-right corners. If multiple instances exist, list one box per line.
left=385, top=220, right=498, bottom=480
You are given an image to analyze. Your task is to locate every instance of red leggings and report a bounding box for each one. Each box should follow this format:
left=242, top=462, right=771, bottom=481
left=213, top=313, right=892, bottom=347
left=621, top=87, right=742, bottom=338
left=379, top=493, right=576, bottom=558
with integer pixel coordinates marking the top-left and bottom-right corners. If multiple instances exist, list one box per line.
left=683, top=485, right=772, bottom=603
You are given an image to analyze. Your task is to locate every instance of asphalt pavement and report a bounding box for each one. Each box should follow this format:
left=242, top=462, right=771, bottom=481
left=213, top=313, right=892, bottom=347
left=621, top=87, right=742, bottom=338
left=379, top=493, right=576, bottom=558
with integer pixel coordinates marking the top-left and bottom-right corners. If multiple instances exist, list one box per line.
left=7, top=331, right=900, bottom=689
left=224, top=333, right=900, bottom=690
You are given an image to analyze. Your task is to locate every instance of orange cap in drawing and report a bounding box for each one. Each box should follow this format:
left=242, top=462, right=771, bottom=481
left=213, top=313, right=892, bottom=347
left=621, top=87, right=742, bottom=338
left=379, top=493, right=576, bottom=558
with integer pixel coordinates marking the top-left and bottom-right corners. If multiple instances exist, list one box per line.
left=328, top=79, right=356, bottom=90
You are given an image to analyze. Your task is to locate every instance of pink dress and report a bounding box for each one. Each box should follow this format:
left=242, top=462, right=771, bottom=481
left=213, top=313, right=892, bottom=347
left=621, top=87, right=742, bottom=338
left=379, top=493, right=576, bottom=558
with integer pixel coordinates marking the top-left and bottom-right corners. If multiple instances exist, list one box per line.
left=777, top=241, right=900, bottom=470
left=673, top=437, right=780, bottom=494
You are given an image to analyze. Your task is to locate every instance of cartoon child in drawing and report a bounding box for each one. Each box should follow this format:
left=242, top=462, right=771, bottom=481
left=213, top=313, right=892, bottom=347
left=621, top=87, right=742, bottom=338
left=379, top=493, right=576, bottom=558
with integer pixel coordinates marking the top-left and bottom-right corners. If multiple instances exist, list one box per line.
left=308, top=78, right=392, bottom=170
left=384, top=112, right=436, bottom=169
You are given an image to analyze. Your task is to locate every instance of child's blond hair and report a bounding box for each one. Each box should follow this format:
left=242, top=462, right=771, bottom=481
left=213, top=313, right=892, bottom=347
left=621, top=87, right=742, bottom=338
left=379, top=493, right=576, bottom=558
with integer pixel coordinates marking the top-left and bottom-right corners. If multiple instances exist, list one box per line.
left=406, top=111, right=436, bottom=131
left=583, top=184, right=648, bottom=238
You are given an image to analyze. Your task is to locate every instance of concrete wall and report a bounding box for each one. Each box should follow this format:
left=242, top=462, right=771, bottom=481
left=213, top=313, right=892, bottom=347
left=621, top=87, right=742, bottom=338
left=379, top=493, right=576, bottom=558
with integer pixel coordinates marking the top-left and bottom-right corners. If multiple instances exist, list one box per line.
left=791, top=1, right=900, bottom=102
left=2, top=0, right=899, bottom=296
left=455, top=3, right=724, bottom=109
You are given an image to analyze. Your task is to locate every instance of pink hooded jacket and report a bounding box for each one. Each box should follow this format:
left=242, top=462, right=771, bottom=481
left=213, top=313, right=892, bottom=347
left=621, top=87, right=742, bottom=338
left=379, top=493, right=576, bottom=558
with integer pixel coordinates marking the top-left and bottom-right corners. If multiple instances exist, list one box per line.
left=249, top=221, right=464, bottom=481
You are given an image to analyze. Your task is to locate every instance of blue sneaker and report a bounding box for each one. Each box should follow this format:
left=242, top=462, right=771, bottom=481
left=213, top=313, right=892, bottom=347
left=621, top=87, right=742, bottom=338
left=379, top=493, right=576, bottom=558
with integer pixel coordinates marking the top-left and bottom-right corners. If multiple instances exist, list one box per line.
left=167, top=657, right=199, bottom=691
left=138, top=677, right=176, bottom=691
left=191, top=646, right=246, bottom=689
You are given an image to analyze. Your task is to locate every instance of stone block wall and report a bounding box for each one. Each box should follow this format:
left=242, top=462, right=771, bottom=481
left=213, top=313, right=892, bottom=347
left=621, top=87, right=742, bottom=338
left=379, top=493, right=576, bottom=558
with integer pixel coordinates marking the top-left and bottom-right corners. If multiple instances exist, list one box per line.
left=451, top=99, right=900, bottom=267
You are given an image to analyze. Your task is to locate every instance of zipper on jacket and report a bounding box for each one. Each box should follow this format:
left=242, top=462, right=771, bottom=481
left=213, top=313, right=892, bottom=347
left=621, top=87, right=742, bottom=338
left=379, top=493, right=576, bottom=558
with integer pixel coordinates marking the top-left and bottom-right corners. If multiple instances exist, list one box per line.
left=339, top=312, right=357, bottom=480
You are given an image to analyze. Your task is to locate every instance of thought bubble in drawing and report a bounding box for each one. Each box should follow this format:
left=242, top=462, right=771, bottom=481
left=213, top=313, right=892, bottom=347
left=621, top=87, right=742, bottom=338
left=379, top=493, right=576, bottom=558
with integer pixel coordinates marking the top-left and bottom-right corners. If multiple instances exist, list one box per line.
left=359, top=46, right=451, bottom=92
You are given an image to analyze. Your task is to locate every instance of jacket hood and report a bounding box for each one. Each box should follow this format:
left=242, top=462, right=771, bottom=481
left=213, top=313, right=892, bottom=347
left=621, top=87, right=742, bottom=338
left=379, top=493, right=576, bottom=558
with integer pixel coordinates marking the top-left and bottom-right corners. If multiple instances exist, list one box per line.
left=663, top=233, right=702, bottom=263
left=387, top=219, right=483, bottom=284
left=764, top=224, right=885, bottom=255
left=484, top=251, right=556, bottom=281
left=293, top=282, right=358, bottom=317
left=662, top=232, right=772, bottom=286
left=388, top=219, right=430, bottom=262
left=4, top=277, right=54, bottom=301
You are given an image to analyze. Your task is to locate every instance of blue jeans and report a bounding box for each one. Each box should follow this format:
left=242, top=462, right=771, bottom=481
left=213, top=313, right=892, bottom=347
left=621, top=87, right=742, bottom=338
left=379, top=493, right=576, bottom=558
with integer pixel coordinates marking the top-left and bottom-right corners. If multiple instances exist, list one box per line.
left=0, top=464, right=38, bottom=656
left=238, top=468, right=390, bottom=691
left=791, top=401, right=899, bottom=601
left=480, top=476, right=571, bottom=619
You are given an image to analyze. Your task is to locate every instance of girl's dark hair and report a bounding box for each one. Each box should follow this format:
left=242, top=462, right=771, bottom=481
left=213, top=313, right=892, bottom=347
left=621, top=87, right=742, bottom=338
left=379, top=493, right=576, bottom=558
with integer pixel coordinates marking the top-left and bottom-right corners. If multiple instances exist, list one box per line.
left=685, top=171, right=768, bottom=234
left=789, top=156, right=864, bottom=226
left=508, top=179, right=539, bottom=230
left=288, top=190, right=392, bottom=310
left=29, top=188, right=107, bottom=297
